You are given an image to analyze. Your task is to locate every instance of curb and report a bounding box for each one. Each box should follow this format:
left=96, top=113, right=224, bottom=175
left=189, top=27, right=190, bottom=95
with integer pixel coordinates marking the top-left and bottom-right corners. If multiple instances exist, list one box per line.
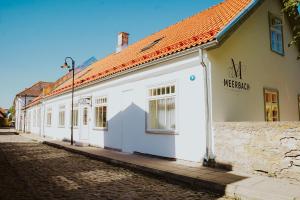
left=43, top=141, right=226, bottom=195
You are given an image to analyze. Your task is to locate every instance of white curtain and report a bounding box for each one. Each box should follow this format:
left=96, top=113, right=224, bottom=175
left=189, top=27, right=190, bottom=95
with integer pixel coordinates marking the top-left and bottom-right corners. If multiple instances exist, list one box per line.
left=166, top=97, right=175, bottom=130
left=157, top=99, right=166, bottom=129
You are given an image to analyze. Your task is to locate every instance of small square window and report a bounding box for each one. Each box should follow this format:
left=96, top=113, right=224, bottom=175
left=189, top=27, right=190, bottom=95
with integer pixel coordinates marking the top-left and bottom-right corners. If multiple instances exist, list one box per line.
left=157, top=88, right=161, bottom=95
left=264, top=88, right=280, bottom=122
left=166, top=87, right=170, bottom=94
left=171, top=86, right=175, bottom=93
left=162, top=87, right=165, bottom=95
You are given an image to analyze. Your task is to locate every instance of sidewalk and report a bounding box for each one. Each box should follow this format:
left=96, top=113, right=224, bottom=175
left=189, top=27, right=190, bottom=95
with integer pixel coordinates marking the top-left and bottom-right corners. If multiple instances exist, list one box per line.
left=21, top=133, right=300, bottom=200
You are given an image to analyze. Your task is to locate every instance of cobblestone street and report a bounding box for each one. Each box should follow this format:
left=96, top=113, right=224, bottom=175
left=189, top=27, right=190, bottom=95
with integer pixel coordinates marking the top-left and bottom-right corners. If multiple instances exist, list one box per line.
left=0, top=132, right=231, bottom=200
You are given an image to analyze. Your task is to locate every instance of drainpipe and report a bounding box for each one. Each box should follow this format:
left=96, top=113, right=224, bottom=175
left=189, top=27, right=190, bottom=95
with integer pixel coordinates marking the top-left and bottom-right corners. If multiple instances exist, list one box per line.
left=23, top=94, right=27, bottom=133
left=42, top=101, right=46, bottom=138
left=199, top=48, right=215, bottom=165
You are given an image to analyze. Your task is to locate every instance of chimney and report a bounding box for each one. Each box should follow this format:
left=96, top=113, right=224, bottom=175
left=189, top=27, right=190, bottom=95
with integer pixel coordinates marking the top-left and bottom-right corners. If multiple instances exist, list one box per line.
left=116, top=32, right=129, bottom=53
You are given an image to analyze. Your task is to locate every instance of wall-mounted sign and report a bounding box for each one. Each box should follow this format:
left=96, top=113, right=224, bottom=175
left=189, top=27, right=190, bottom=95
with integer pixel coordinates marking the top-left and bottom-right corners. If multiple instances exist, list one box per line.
left=79, top=97, right=92, bottom=105
left=224, top=58, right=250, bottom=91
left=190, top=75, right=196, bottom=81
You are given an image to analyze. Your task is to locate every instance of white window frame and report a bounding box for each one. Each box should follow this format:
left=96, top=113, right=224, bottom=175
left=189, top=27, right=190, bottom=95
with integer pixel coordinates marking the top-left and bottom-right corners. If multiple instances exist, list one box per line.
left=94, top=96, right=108, bottom=130
left=58, top=105, right=66, bottom=128
left=37, top=108, right=41, bottom=128
left=33, top=109, right=36, bottom=127
left=146, top=83, right=177, bottom=134
left=46, top=108, right=52, bottom=127
left=70, top=103, right=79, bottom=128
left=83, top=107, right=88, bottom=126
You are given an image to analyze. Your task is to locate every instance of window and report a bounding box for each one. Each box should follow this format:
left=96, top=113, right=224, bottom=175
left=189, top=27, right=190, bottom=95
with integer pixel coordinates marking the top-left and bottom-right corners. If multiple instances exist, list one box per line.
left=27, top=111, right=31, bottom=129
left=70, top=109, right=79, bottom=127
left=47, top=108, right=52, bottom=126
left=269, top=13, right=284, bottom=55
left=141, top=37, right=164, bottom=52
left=147, top=85, right=176, bottom=132
left=83, top=107, right=88, bottom=125
left=298, top=95, right=300, bottom=121
left=94, top=97, right=107, bottom=128
left=33, top=110, right=36, bottom=127
left=37, top=108, right=41, bottom=127
left=264, top=88, right=280, bottom=122
left=58, top=105, right=65, bottom=127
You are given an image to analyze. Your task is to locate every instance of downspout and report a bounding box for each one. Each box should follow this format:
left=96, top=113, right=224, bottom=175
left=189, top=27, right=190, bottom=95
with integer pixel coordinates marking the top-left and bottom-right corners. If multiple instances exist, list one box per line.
left=198, top=0, right=260, bottom=165
left=42, top=101, right=46, bottom=138
left=199, top=48, right=215, bottom=165
left=23, top=94, right=27, bottom=133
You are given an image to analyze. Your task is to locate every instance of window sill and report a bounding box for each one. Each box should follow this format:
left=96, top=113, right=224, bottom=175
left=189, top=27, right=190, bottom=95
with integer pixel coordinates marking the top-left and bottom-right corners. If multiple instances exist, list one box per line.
left=58, top=126, right=65, bottom=128
left=69, top=126, right=78, bottom=129
left=271, top=49, right=285, bottom=57
left=146, top=130, right=178, bottom=135
left=93, top=127, right=108, bottom=131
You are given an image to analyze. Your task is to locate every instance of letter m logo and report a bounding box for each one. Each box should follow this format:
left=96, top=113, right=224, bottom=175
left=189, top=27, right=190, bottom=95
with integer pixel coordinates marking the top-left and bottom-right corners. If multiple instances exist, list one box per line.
left=231, top=58, right=242, bottom=79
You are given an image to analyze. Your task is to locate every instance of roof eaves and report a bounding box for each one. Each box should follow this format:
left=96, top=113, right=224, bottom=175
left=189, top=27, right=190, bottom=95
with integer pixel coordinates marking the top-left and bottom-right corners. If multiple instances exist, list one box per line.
left=216, top=0, right=262, bottom=41
left=44, top=39, right=219, bottom=100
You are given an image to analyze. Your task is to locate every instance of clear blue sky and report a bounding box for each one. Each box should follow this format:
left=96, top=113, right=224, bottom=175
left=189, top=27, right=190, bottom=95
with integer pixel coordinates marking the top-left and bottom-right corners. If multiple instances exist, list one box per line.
left=0, top=0, right=223, bottom=108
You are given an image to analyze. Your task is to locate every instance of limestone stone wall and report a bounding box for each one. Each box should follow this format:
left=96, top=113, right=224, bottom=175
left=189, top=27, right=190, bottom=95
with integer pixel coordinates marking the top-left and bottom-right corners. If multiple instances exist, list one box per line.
left=213, top=122, right=300, bottom=183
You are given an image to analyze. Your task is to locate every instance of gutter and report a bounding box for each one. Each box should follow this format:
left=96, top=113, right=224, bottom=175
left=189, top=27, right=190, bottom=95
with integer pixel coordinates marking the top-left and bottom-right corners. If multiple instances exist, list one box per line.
left=216, top=0, right=261, bottom=41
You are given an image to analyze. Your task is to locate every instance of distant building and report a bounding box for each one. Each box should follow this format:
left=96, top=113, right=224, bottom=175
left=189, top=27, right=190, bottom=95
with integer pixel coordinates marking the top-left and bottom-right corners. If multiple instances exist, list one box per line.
left=14, top=81, right=54, bottom=132
left=14, top=57, right=97, bottom=133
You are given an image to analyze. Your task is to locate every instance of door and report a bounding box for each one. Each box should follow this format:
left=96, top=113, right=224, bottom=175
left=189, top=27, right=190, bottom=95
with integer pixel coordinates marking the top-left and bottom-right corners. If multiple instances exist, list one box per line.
left=80, top=106, right=89, bottom=140
left=121, top=89, right=140, bottom=153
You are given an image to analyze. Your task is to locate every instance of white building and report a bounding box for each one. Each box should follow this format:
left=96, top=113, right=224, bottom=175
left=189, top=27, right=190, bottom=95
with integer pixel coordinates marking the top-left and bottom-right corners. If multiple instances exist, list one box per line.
left=14, top=81, right=53, bottom=132
left=22, top=0, right=299, bottom=162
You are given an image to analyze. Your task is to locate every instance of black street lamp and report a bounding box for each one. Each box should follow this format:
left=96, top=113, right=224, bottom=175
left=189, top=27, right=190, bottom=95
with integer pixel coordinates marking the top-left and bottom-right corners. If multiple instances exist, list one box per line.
left=61, top=57, right=75, bottom=145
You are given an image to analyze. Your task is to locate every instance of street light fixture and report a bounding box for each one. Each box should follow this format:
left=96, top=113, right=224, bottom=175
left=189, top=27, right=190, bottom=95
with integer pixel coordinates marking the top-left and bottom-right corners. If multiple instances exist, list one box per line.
left=61, top=57, right=75, bottom=145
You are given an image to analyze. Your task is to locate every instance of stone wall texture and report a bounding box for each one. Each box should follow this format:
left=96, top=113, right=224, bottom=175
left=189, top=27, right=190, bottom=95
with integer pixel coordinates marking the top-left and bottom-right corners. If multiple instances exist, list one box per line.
left=213, top=122, right=300, bottom=183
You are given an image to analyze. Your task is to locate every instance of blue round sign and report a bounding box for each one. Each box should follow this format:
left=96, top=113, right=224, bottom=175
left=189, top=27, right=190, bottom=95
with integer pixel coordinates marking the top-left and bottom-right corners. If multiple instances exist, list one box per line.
left=190, top=75, right=196, bottom=81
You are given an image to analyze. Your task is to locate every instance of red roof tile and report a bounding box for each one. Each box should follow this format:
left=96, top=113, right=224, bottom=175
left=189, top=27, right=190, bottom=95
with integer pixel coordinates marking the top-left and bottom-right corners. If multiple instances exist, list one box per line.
left=45, top=0, right=252, bottom=98
left=16, top=81, right=54, bottom=97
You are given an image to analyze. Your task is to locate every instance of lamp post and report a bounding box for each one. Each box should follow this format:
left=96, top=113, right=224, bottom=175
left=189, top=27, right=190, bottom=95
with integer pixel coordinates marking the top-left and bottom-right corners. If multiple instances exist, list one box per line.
left=61, top=57, right=75, bottom=145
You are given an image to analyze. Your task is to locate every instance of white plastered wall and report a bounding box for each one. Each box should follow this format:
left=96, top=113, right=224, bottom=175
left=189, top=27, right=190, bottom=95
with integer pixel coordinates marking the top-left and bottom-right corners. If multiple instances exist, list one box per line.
left=208, top=0, right=300, bottom=122
left=38, top=52, right=207, bottom=162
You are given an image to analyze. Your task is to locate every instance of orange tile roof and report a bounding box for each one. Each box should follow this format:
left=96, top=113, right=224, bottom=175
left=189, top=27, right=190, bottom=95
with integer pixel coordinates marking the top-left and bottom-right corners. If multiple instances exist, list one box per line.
left=45, top=0, right=252, bottom=98
left=25, top=96, right=42, bottom=108
left=16, top=81, right=54, bottom=97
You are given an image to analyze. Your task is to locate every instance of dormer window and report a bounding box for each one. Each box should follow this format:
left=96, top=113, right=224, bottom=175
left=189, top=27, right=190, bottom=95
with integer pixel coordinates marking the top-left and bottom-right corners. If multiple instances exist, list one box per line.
left=269, top=13, right=284, bottom=55
left=141, top=37, right=164, bottom=52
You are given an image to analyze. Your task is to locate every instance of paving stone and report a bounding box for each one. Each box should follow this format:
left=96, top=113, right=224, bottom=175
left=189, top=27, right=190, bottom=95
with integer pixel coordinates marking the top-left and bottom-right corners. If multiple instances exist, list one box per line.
left=0, top=133, right=231, bottom=200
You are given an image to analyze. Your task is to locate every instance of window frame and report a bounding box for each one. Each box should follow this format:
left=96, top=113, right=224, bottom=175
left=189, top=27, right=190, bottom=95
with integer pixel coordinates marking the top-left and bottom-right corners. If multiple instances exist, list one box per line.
left=58, top=105, right=66, bottom=128
left=83, top=107, right=88, bottom=126
left=146, top=83, right=177, bottom=135
left=46, top=108, right=52, bottom=127
left=93, top=96, right=108, bottom=130
left=268, top=12, right=285, bottom=56
left=33, top=109, right=36, bottom=127
left=298, top=94, right=300, bottom=121
left=70, top=107, right=79, bottom=128
left=263, top=88, right=280, bottom=122
left=37, top=108, right=41, bottom=128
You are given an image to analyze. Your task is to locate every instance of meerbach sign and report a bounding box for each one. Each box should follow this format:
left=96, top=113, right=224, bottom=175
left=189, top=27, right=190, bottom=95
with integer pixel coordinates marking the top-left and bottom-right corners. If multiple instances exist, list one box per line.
left=224, top=58, right=250, bottom=91
left=79, top=97, right=92, bottom=105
